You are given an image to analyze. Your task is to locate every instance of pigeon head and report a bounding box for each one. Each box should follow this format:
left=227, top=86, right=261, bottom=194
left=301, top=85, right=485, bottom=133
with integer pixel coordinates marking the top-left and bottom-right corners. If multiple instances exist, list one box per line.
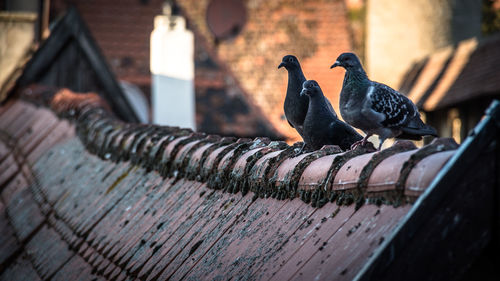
left=300, top=80, right=322, bottom=97
left=330, top=52, right=362, bottom=70
left=278, top=55, right=301, bottom=70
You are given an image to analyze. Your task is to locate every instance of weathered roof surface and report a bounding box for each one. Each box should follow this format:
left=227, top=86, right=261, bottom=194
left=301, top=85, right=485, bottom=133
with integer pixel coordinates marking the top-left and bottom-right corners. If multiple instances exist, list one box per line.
left=0, top=86, right=498, bottom=280
left=402, top=34, right=500, bottom=111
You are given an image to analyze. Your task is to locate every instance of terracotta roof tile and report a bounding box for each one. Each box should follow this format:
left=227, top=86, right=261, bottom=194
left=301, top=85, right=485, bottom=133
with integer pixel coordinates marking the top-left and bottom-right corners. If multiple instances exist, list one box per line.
left=6, top=186, right=45, bottom=242
left=1, top=173, right=28, bottom=203
left=289, top=204, right=413, bottom=281
left=25, top=225, right=75, bottom=279
left=0, top=154, right=18, bottom=188
left=366, top=149, right=417, bottom=193
left=0, top=201, right=20, bottom=268
left=3, top=85, right=496, bottom=280
left=299, top=153, right=343, bottom=190
left=0, top=255, right=41, bottom=281
left=50, top=254, right=103, bottom=281
left=405, top=150, right=456, bottom=198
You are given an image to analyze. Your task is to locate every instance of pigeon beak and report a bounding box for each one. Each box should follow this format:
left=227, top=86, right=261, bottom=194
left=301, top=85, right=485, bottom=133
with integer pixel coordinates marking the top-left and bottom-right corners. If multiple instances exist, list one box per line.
left=300, top=88, right=307, bottom=97
left=278, top=62, right=285, bottom=69
left=330, top=61, right=341, bottom=69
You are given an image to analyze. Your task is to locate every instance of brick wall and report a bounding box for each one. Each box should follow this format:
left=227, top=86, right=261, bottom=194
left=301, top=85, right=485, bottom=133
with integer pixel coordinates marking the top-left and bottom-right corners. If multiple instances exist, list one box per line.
left=178, top=0, right=353, bottom=142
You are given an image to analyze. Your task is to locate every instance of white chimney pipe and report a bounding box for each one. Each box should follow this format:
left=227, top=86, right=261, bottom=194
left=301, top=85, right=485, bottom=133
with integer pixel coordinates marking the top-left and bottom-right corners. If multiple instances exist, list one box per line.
left=150, top=2, right=196, bottom=130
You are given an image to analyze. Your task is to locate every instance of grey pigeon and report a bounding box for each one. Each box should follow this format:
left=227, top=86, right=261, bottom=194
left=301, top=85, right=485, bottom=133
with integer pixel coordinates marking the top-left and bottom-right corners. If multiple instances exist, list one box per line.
left=300, top=80, right=363, bottom=152
left=331, top=52, right=437, bottom=150
left=278, top=55, right=336, bottom=139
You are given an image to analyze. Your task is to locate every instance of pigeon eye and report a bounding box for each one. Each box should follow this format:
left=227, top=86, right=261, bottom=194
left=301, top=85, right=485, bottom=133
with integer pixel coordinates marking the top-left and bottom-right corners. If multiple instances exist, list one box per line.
left=289, top=58, right=294, bottom=62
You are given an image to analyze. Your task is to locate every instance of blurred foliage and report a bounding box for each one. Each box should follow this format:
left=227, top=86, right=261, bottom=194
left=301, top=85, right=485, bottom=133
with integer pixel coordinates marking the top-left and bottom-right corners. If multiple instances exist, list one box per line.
left=482, top=0, right=500, bottom=35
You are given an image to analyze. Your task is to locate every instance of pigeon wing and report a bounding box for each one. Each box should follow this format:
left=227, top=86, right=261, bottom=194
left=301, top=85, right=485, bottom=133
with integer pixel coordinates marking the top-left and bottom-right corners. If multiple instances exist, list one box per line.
left=367, top=82, right=418, bottom=128
left=328, top=119, right=363, bottom=150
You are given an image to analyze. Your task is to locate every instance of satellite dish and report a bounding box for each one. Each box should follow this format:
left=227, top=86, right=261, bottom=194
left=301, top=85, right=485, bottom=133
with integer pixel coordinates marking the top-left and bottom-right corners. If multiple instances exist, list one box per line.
left=206, top=0, right=247, bottom=41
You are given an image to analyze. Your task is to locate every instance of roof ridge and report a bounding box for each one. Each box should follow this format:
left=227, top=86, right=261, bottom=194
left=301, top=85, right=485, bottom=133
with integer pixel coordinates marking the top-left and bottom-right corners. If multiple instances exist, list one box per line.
left=19, top=84, right=458, bottom=209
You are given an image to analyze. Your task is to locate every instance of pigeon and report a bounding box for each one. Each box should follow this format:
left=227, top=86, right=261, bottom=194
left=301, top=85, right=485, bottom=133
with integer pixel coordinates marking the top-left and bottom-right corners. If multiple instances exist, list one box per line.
left=278, top=55, right=336, bottom=140
left=331, top=52, right=437, bottom=150
left=300, top=80, right=363, bottom=152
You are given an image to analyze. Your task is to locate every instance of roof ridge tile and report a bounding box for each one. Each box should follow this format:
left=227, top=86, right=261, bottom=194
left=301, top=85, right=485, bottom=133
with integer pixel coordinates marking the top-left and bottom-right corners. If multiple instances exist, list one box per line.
left=207, top=138, right=263, bottom=192
left=288, top=146, right=342, bottom=206
left=396, top=137, right=459, bottom=202
left=229, top=146, right=275, bottom=195
left=247, top=142, right=298, bottom=199
left=357, top=140, right=417, bottom=207
left=16, top=85, right=457, bottom=209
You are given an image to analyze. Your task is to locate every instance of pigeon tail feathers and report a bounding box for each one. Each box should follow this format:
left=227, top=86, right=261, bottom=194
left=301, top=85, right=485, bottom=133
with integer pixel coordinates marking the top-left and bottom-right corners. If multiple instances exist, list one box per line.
left=400, top=124, right=438, bottom=137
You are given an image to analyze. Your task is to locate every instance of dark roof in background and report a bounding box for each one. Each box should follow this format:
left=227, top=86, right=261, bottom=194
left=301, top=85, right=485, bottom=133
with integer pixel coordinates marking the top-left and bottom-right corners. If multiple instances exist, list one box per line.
left=0, top=84, right=498, bottom=280
left=68, top=0, right=161, bottom=85
left=16, top=7, right=140, bottom=123
left=401, top=34, right=500, bottom=111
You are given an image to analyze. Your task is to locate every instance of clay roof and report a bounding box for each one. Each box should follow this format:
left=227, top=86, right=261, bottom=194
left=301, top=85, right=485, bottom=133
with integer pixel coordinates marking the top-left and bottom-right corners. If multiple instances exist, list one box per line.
left=2, top=83, right=498, bottom=280
left=401, top=34, right=500, bottom=111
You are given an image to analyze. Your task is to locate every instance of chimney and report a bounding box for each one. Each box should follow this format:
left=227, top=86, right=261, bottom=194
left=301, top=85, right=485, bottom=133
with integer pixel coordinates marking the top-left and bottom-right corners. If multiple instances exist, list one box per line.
left=150, top=1, right=196, bottom=130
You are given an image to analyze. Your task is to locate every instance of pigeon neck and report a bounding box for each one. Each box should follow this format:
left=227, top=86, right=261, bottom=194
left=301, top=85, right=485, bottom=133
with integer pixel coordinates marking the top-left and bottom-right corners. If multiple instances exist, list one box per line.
left=308, top=94, right=330, bottom=113
left=288, top=68, right=306, bottom=89
left=344, top=67, right=368, bottom=86
left=340, top=67, right=370, bottom=108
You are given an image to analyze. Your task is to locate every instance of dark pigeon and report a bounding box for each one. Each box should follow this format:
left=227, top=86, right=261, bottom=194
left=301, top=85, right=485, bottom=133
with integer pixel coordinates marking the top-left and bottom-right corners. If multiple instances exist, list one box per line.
left=300, top=80, right=363, bottom=152
left=331, top=52, right=437, bottom=150
left=278, top=55, right=336, bottom=139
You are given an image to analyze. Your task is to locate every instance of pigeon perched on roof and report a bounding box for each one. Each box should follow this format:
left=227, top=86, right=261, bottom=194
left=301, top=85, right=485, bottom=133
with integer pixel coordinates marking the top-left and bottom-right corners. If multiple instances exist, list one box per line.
left=330, top=52, right=437, bottom=150
left=278, top=55, right=336, bottom=139
left=300, top=80, right=363, bottom=152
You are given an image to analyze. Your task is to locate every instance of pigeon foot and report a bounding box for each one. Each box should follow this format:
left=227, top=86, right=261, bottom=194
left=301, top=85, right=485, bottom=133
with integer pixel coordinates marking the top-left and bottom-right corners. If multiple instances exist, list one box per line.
left=294, top=142, right=307, bottom=156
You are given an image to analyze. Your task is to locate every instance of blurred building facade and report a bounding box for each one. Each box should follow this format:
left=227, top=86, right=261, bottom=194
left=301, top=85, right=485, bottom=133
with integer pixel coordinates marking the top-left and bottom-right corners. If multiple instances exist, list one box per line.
left=0, top=12, right=36, bottom=102
left=400, top=34, right=500, bottom=144
left=37, top=0, right=353, bottom=141
left=363, top=0, right=500, bottom=145
left=366, top=0, right=482, bottom=89
left=175, top=0, right=354, bottom=142
left=4, top=0, right=500, bottom=144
